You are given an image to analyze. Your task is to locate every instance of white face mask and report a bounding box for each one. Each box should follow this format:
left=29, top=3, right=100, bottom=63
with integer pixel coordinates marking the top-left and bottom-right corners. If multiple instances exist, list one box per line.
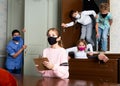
left=75, top=14, right=80, bottom=19
left=15, top=42, right=19, bottom=44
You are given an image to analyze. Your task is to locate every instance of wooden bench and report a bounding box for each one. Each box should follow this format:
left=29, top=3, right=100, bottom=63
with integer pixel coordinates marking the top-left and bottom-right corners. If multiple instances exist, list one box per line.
left=69, top=53, right=120, bottom=83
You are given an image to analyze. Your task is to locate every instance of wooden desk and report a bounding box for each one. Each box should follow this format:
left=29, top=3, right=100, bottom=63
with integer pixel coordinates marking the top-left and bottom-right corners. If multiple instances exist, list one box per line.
left=14, top=54, right=120, bottom=85
left=68, top=53, right=120, bottom=83
left=14, top=75, right=120, bottom=86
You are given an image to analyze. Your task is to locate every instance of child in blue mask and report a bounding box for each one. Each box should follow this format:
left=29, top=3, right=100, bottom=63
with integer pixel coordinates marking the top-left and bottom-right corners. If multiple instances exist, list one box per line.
left=5, top=29, right=27, bottom=74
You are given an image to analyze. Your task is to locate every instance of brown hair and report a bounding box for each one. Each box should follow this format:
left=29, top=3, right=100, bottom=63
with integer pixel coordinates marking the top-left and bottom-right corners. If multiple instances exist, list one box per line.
left=99, top=3, right=110, bottom=11
left=47, top=28, right=63, bottom=47
left=76, top=39, right=87, bottom=47
left=69, top=10, right=77, bottom=22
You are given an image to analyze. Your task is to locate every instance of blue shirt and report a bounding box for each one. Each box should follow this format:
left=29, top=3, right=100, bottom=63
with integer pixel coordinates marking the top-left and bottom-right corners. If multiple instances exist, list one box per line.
left=96, top=12, right=112, bottom=29
left=5, top=38, right=24, bottom=69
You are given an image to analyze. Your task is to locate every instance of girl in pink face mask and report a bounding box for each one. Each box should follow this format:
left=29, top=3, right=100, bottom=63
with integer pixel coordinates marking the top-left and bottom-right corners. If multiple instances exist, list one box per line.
left=77, top=40, right=87, bottom=51
left=75, top=39, right=88, bottom=59
left=66, top=39, right=94, bottom=59
left=66, top=39, right=88, bottom=59
left=66, top=39, right=109, bottom=62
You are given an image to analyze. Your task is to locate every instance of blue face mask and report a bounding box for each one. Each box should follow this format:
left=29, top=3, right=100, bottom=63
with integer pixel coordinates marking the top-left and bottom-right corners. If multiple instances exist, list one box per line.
left=12, top=36, right=21, bottom=41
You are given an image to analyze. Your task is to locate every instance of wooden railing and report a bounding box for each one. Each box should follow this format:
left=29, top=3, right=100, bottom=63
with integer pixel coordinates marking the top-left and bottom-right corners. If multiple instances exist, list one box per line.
left=69, top=53, right=120, bottom=83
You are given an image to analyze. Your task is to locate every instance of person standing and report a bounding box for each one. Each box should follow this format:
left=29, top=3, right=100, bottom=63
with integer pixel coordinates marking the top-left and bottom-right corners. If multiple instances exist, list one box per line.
left=61, top=10, right=96, bottom=46
left=96, top=3, right=113, bottom=51
left=5, top=29, right=27, bottom=74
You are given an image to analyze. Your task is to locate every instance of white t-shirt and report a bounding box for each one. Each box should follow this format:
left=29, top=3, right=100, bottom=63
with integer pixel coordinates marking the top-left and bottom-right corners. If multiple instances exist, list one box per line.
left=66, top=44, right=93, bottom=59
left=66, top=10, right=96, bottom=26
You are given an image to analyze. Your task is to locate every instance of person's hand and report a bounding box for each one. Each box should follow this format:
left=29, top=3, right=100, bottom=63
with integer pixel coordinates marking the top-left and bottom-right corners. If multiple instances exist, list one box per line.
left=96, top=33, right=99, bottom=38
left=22, top=28, right=26, bottom=32
left=43, top=61, right=54, bottom=70
left=35, top=65, right=45, bottom=74
left=61, top=23, right=67, bottom=28
left=95, top=15, right=98, bottom=19
left=22, top=45, right=27, bottom=49
left=98, top=53, right=109, bottom=63
left=88, top=52, right=93, bottom=56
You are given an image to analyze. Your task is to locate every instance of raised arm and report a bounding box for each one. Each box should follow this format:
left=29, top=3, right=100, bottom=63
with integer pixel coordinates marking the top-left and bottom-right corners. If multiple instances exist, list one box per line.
left=61, top=21, right=75, bottom=28
left=66, top=47, right=77, bottom=53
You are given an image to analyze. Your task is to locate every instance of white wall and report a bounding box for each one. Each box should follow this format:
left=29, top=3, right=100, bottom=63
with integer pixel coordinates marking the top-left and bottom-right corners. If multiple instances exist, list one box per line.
left=0, top=0, right=7, bottom=56
left=7, top=0, right=24, bottom=38
left=110, top=0, right=120, bottom=53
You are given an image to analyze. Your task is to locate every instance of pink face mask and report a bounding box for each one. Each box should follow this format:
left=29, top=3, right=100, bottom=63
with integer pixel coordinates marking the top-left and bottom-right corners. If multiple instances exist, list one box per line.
left=78, top=47, right=86, bottom=51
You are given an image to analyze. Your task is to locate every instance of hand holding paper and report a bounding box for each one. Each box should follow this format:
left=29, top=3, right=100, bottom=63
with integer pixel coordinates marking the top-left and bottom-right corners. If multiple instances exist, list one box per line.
left=33, top=58, right=50, bottom=71
left=43, top=61, right=54, bottom=70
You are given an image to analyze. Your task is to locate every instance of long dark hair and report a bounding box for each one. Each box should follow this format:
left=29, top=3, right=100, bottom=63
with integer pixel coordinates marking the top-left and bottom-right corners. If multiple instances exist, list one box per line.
left=69, top=10, right=77, bottom=22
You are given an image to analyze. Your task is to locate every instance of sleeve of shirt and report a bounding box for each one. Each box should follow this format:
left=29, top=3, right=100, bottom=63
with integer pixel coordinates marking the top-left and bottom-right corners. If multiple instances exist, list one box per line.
left=6, top=45, right=15, bottom=56
left=82, top=10, right=96, bottom=17
left=66, top=21, right=75, bottom=27
left=86, top=44, right=93, bottom=52
left=96, top=14, right=100, bottom=23
left=42, top=49, right=46, bottom=57
left=52, top=50, right=69, bottom=79
left=66, top=47, right=77, bottom=53
left=108, top=13, right=112, bottom=20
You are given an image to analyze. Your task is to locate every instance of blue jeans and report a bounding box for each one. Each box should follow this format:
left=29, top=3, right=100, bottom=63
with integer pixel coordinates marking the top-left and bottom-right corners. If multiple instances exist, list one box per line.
left=7, top=68, right=21, bottom=74
left=96, top=27, right=109, bottom=51
left=81, top=23, right=94, bottom=46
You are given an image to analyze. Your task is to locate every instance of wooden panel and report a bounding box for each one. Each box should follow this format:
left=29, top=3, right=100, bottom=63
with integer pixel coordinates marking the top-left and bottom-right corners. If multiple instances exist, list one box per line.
left=93, top=53, right=120, bottom=59
left=69, top=59, right=119, bottom=83
left=61, top=0, right=83, bottom=48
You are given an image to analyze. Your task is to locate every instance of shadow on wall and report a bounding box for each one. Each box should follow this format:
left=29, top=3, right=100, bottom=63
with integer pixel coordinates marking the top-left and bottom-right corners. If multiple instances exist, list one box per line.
left=0, top=56, right=6, bottom=68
